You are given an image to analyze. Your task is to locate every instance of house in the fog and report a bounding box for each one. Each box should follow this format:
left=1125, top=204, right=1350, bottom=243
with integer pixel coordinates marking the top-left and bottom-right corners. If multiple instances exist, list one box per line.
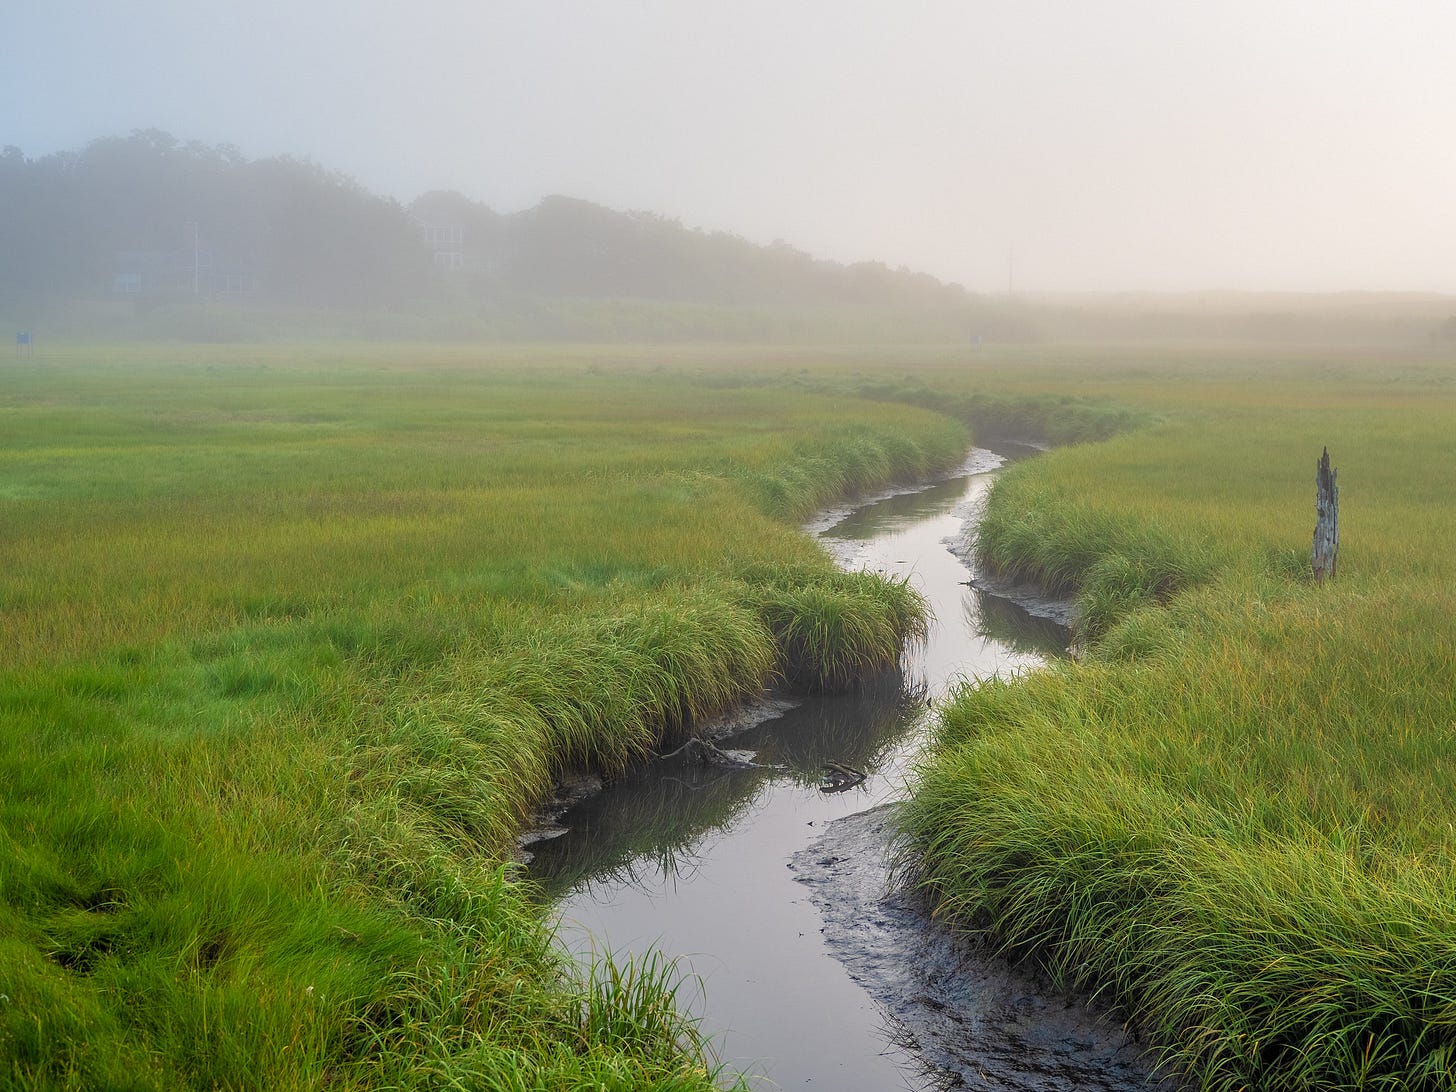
left=412, top=211, right=469, bottom=274
left=409, top=192, right=508, bottom=280
left=417, top=219, right=465, bottom=272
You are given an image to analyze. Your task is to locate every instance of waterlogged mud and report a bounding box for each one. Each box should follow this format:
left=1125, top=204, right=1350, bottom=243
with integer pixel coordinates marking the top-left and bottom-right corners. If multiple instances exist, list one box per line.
left=964, top=573, right=1079, bottom=629
left=533, top=447, right=1170, bottom=1090
left=793, top=806, right=1175, bottom=1091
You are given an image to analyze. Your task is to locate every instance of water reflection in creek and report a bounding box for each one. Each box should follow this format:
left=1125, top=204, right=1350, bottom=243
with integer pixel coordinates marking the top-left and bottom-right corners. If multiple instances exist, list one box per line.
left=529, top=448, right=1064, bottom=1090
left=531, top=675, right=927, bottom=900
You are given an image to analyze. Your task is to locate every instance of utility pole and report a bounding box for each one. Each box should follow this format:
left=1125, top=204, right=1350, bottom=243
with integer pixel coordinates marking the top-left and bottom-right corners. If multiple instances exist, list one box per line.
left=1007, top=248, right=1015, bottom=296
left=184, top=221, right=199, bottom=295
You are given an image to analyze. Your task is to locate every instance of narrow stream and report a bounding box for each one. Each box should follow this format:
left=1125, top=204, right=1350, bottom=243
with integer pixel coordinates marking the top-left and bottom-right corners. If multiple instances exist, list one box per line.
left=528, top=448, right=1164, bottom=1090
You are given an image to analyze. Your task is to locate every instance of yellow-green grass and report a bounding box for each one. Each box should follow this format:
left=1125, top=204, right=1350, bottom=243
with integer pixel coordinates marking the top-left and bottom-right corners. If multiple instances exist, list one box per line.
left=0, top=344, right=965, bottom=1089
left=901, top=353, right=1456, bottom=1089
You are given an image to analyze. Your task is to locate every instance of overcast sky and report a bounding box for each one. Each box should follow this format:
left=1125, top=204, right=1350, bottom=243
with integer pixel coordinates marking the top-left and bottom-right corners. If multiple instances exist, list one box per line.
left=6, top=1, right=1455, bottom=293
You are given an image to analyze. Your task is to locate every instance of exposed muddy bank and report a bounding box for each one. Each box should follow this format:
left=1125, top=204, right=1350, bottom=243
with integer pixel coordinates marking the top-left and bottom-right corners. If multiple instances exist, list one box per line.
left=937, top=449, right=1081, bottom=631
left=793, top=805, right=1176, bottom=1091
left=963, top=573, right=1079, bottom=629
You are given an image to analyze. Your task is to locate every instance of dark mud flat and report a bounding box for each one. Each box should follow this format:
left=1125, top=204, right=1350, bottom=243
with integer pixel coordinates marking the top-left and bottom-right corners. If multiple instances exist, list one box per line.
left=792, top=805, right=1176, bottom=1091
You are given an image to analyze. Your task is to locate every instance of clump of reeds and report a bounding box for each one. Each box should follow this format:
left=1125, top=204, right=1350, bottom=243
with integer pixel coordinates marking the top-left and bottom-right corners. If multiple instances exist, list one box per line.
left=902, top=605, right=1456, bottom=1089
left=748, top=574, right=927, bottom=690
left=972, top=448, right=1219, bottom=638
left=739, top=424, right=966, bottom=521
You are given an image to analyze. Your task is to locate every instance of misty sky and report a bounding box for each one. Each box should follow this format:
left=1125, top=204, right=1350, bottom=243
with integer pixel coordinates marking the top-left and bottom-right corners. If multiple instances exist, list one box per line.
left=6, top=1, right=1455, bottom=294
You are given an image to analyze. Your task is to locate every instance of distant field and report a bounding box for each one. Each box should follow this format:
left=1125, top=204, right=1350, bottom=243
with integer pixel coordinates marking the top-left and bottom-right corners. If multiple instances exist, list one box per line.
left=0, top=344, right=965, bottom=1090
left=901, top=351, right=1456, bottom=1089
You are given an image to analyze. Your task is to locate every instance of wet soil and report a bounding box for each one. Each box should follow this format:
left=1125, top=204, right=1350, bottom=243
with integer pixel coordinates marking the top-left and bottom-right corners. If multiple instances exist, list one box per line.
left=792, top=805, right=1176, bottom=1091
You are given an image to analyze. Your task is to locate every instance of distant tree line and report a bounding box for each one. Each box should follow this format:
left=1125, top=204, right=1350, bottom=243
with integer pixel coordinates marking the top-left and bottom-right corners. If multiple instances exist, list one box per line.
left=0, top=131, right=431, bottom=311
left=411, top=189, right=974, bottom=312
left=0, top=130, right=1003, bottom=335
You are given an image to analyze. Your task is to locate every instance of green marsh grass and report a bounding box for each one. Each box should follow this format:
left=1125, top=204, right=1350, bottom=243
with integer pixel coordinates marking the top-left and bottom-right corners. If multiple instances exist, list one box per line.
left=901, top=352, right=1456, bottom=1090
left=0, top=344, right=966, bottom=1089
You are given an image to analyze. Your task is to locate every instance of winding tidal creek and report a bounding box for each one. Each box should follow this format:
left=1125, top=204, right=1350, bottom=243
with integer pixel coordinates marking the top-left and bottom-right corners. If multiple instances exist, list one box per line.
left=528, top=448, right=1173, bottom=1090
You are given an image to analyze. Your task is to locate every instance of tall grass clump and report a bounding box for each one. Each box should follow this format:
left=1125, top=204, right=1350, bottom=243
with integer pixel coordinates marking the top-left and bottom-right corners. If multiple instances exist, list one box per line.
left=341, top=585, right=777, bottom=863
left=746, top=572, right=927, bottom=690
left=903, top=355, right=1456, bottom=1089
left=972, top=439, right=1222, bottom=637
left=736, top=419, right=966, bottom=521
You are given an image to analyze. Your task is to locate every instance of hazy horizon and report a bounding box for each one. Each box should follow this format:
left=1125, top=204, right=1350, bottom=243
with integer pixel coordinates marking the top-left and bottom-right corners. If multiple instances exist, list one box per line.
left=7, top=2, right=1455, bottom=295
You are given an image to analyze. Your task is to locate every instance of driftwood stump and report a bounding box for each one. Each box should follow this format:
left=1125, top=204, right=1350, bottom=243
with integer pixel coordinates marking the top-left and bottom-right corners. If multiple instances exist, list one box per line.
left=660, top=737, right=762, bottom=769
left=1313, top=447, right=1339, bottom=584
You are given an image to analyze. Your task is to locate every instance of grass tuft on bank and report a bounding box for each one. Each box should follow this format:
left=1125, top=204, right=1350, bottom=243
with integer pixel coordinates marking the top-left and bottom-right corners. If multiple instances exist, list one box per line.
left=972, top=440, right=1223, bottom=638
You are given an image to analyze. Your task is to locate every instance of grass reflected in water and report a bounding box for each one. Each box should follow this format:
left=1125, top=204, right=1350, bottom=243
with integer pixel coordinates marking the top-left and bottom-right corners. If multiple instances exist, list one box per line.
left=528, top=671, right=926, bottom=899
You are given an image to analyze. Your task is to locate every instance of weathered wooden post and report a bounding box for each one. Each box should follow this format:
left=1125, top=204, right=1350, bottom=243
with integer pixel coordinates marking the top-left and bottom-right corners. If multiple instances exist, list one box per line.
left=1313, top=447, right=1338, bottom=583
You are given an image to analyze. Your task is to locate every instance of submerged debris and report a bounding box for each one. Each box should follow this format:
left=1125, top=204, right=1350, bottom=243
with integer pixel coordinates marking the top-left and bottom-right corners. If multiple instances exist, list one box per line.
left=659, top=737, right=767, bottom=770
left=819, top=761, right=867, bottom=793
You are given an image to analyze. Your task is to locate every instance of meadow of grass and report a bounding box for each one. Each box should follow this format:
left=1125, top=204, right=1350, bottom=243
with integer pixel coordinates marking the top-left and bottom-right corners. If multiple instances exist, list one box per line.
left=898, top=352, right=1456, bottom=1089
left=0, top=343, right=967, bottom=1089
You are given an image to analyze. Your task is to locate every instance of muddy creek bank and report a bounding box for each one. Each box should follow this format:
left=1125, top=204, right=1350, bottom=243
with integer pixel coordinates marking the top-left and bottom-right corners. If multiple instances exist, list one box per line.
left=793, top=806, right=1175, bottom=1091
left=529, top=448, right=1170, bottom=1090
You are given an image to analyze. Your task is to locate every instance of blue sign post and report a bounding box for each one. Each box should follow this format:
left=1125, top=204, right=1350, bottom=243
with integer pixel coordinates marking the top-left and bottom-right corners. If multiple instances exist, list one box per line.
left=15, top=331, right=32, bottom=358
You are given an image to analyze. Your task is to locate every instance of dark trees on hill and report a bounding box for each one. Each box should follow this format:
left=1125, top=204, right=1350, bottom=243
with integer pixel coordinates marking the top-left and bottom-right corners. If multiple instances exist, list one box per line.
left=0, top=130, right=986, bottom=328
left=0, top=131, right=433, bottom=311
